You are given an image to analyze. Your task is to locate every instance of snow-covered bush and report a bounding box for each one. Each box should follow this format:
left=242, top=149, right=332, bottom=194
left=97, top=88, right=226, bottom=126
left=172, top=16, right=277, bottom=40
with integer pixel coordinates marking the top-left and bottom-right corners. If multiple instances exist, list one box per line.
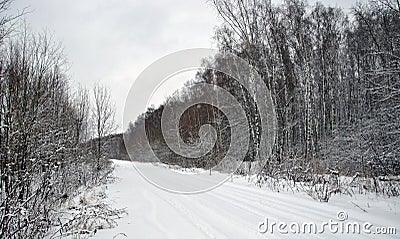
left=0, top=23, right=114, bottom=239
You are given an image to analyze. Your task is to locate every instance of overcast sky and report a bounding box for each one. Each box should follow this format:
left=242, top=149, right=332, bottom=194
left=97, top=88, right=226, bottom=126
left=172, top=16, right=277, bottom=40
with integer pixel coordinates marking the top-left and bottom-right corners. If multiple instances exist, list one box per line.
left=10, top=0, right=358, bottom=132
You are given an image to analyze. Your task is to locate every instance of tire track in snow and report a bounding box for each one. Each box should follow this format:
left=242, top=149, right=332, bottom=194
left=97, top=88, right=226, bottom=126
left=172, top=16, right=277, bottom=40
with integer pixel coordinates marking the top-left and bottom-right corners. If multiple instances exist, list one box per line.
left=147, top=187, right=217, bottom=239
left=94, top=161, right=399, bottom=239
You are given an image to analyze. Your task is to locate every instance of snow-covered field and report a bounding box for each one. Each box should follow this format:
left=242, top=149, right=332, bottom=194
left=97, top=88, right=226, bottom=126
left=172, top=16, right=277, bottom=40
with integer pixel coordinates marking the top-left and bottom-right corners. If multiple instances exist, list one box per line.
left=94, top=160, right=400, bottom=238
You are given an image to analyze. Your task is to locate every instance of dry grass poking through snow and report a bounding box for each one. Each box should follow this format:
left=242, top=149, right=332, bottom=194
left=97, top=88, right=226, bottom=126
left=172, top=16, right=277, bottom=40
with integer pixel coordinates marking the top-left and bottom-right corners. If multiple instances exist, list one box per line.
left=46, top=185, right=127, bottom=239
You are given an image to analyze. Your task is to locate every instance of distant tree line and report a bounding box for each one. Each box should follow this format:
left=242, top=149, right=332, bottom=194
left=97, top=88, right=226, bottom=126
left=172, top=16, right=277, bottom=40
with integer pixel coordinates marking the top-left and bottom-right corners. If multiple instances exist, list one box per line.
left=125, top=0, right=400, bottom=195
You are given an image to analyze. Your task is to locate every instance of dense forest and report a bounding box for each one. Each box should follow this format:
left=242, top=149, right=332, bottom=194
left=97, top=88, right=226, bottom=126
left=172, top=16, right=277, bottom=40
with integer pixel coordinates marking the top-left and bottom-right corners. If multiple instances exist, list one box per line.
left=125, top=0, right=400, bottom=200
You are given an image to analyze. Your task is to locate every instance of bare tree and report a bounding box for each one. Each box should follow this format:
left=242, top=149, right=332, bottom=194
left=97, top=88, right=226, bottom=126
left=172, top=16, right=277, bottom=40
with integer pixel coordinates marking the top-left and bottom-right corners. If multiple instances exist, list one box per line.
left=0, top=0, right=26, bottom=43
left=0, top=24, right=116, bottom=237
left=1, top=28, right=74, bottom=237
left=92, top=84, right=116, bottom=165
left=72, top=84, right=90, bottom=145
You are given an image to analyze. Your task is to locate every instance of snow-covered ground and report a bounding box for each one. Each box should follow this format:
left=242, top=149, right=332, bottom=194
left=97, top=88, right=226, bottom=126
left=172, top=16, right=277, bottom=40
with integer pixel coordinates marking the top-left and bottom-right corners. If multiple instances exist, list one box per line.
left=94, top=160, right=400, bottom=238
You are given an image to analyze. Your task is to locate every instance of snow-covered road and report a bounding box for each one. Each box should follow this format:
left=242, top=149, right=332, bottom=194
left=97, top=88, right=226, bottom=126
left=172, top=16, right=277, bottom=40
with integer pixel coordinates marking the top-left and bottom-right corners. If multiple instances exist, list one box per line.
left=94, top=160, right=399, bottom=239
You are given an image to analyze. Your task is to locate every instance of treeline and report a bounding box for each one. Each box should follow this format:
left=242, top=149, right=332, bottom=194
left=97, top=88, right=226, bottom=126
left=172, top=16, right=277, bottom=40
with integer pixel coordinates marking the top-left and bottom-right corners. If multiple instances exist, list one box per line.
left=126, top=91, right=232, bottom=168
left=125, top=0, right=400, bottom=187
left=0, top=1, right=116, bottom=237
left=209, top=0, right=400, bottom=178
